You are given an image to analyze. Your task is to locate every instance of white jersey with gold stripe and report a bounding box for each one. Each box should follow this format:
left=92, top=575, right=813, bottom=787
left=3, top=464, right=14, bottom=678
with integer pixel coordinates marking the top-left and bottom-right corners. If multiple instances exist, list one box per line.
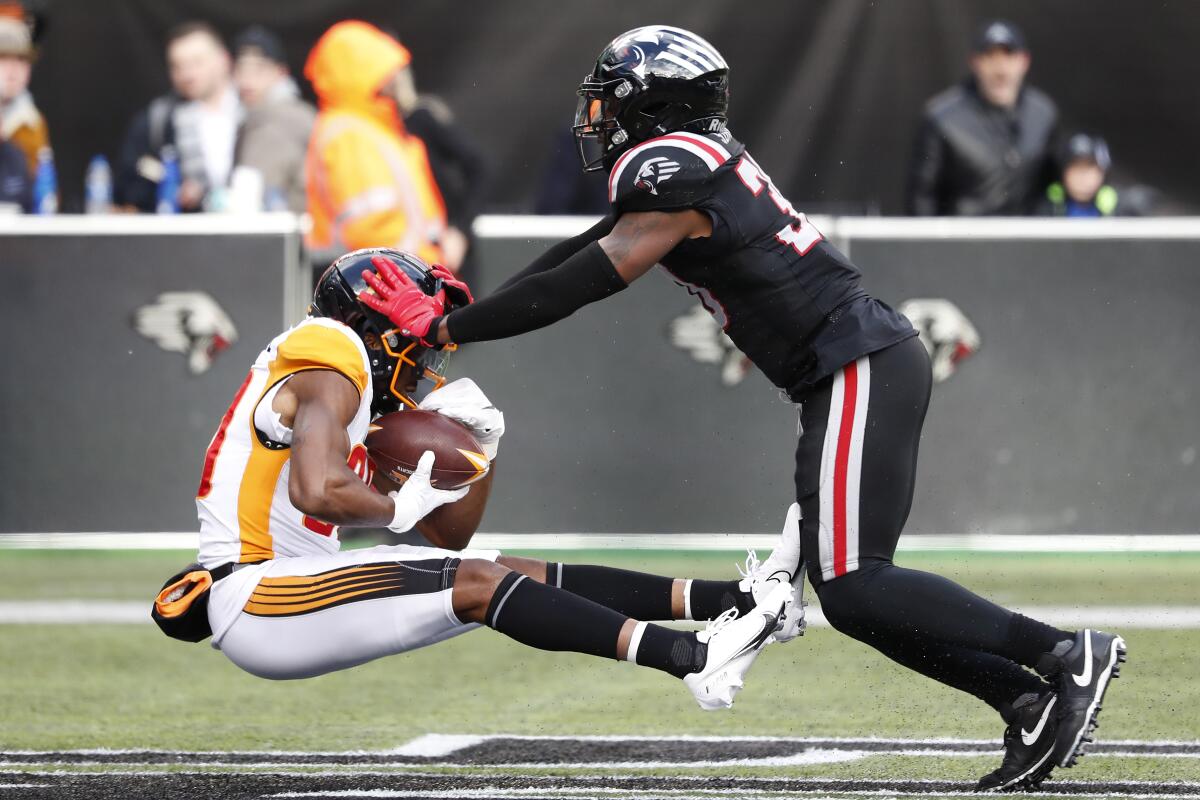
left=196, top=317, right=374, bottom=569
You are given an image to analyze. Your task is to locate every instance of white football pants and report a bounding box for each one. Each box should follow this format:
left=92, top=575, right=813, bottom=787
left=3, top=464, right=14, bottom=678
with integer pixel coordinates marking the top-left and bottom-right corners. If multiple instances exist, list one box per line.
left=214, top=543, right=500, bottom=680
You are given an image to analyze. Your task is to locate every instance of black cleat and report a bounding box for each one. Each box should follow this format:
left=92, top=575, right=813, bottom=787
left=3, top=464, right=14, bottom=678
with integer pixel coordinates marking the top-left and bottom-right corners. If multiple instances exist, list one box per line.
left=975, top=691, right=1059, bottom=791
left=1043, top=629, right=1127, bottom=768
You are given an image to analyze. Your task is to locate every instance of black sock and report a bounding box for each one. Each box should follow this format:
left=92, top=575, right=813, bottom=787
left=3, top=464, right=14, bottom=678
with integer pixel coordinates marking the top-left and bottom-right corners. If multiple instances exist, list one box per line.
left=549, top=563, right=674, bottom=620
left=485, top=572, right=625, bottom=659
left=1006, top=613, right=1074, bottom=673
left=687, top=579, right=753, bottom=621
left=629, top=621, right=707, bottom=679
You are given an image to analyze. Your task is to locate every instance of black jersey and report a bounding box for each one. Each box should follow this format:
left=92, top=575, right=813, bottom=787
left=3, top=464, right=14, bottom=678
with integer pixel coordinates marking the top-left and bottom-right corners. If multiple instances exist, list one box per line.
left=608, top=130, right=915, bottom=399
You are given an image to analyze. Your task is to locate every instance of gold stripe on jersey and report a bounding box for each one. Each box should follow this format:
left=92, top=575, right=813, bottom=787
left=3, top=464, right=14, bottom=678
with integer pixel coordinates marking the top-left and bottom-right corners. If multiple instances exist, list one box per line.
left=235, top=323, right=369, bottom=562
left=236, top=442, right=290, bottom=562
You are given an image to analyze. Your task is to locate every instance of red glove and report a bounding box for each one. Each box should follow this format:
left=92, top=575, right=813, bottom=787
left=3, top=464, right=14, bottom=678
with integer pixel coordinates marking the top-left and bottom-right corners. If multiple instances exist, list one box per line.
left=430, top=264, right=474, bottom=307
left=361, top=256, right=445, bottom=347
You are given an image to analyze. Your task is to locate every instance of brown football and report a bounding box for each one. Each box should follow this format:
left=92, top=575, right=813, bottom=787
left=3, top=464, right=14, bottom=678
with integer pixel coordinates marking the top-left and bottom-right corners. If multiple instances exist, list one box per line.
left=366, top=409, right=490, bottom=490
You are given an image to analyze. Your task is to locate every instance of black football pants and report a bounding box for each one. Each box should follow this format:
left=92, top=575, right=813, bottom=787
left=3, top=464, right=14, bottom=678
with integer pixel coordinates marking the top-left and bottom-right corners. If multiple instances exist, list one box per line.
left=795, top=336, right=1048, bottom=716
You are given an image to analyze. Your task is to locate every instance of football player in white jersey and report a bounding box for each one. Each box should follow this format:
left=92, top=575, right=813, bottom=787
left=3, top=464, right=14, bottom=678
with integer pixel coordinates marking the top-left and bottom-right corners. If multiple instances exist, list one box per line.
left=154, top=248, right=800, bottom=710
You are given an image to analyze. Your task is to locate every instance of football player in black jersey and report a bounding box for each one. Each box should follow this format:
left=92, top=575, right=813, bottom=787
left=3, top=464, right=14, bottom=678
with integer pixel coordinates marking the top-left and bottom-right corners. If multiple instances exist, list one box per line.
left=359, top=25, right=1126, bottom=791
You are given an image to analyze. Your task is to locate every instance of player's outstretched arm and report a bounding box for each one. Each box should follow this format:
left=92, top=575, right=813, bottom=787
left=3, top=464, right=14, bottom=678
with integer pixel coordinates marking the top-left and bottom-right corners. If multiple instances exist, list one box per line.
left=492, top=214, right=616, bottom=293
left=286, top=370, right=397, bottom=527
left=597, top=209, right=711, bottom=283
left=432, top=209, right=710, bottom=345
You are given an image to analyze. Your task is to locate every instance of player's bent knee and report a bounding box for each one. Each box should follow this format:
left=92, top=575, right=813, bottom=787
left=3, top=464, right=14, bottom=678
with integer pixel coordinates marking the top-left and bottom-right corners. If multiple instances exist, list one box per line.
left=813, top=570, right=874, bottom=633
left=452, top=558, right=511, bottom=624
left=496, top=555, right=547, bottom=582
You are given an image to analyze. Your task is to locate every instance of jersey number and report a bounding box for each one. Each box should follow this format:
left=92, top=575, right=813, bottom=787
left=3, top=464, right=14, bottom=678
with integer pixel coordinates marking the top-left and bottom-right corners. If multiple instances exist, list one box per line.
left=197, top=371, right=254, bottom=499
left=301, top=444, right=373, bottom=536
left=735, top=156, right=823, bottom=256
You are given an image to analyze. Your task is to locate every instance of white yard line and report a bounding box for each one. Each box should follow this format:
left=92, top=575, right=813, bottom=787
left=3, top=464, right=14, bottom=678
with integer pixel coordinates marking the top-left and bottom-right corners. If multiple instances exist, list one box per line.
left=4, top=769, right=1199, bottom=799
left=3, top=601, right=1200, bottom=628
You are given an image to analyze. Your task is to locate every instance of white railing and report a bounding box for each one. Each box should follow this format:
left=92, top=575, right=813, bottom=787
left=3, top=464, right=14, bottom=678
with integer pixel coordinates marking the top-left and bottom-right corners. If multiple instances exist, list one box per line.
left=472, top=214, right=1200, bottom=241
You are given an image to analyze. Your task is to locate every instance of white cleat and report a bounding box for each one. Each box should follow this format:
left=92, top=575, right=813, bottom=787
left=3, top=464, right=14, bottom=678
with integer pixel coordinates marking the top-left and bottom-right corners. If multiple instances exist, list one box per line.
left=737, top=502, right=806, bottom=642
left=683, top=581, right=792, bottom=711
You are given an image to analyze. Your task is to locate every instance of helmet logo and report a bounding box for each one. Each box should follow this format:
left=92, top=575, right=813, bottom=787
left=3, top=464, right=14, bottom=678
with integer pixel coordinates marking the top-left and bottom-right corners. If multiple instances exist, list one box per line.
left=633, top=156, right=681, bottom=195
left=133, top=291, right=238, bottom=375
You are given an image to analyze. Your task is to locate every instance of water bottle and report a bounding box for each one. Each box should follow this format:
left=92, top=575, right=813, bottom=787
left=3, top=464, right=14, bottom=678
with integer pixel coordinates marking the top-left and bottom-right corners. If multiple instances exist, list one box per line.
left=157, top=146, right=180, bottom=214
left=33, top=147, right=58, bottom=215
left=264, top=187, right=289, bottom=212
left=84, top=155, right=112, bottom=214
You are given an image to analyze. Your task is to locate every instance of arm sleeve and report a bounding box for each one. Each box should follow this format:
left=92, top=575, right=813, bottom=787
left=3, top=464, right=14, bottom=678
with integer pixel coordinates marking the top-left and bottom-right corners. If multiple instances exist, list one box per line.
left=906, top=114, right=945, bottom=216
left=493, top=214, right=616, bottom=292
left=446, top=241, right=626, bottom=343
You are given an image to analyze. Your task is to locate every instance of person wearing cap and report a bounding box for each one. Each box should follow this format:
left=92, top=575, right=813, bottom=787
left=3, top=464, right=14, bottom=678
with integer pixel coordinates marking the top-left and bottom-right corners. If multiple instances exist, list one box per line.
left=231, top=26, right=315, bottom=213
left=907, top=19, right=1058, bottom=216
left=1038, top=133, right=1144, bottom=217
left=304, top=21, right=447, bottom=265
left=0, top=14, right=49, bottom=177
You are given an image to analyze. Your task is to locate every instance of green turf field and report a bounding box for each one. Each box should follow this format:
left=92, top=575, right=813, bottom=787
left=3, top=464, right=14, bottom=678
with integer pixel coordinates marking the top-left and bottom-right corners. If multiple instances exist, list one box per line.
left=1, top=548, right=1198, bottom=799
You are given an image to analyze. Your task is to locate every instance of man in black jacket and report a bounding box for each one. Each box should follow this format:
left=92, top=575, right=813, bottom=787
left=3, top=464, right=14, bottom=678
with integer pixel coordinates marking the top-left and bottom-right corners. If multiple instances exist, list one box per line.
left=115, top=22, right=239, bottom=213
left=907, top=20, right=1058, bottom=216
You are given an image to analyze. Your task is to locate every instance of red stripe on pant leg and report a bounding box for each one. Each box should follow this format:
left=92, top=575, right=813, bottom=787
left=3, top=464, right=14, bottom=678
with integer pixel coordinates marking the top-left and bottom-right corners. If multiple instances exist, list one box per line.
left=833, top=361, right=859, bottom=577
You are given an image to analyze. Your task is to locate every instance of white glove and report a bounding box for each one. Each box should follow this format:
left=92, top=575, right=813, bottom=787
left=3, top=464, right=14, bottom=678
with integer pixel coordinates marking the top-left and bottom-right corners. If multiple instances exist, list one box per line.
left=387, top=450, right=469, bottom=533
left=418, top=377, right=505, bottom=460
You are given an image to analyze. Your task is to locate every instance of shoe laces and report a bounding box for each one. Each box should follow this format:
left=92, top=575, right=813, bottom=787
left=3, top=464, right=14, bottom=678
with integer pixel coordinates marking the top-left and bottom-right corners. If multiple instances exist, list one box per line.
left=702, top=606, right=740, bottom=637
left=736, top=549, right=761, bottom=581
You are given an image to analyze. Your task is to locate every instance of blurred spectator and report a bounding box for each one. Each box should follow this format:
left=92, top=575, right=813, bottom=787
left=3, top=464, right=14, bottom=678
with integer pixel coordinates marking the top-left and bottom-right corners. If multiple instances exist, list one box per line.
left=1038, top=133, right=1149, bottom=217
left=115, top=22, right=241, bottom=212
left=397, top=68, right=491, bottom=276
left=907, top=20, right=1058, bottom=216
left=0, top=136, right=30, bottom=211
left=304, top=21, right=446, bottom=264
left=230, top=26, right=315, bottom=213
left=534, top=128, right=608, bottom=215
left=0, top=15, right=49, bottom=177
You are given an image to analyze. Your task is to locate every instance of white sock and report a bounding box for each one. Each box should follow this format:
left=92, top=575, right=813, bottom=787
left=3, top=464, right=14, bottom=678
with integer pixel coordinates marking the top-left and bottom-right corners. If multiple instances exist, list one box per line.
left=683, top=579, right=694, bottom=620
left=624, top=621, right=648, bottom=663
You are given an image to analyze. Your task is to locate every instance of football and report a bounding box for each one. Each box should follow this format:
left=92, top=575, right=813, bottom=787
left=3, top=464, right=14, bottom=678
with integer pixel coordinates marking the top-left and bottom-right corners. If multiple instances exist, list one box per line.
left=366, top=409, right=490, bottom=490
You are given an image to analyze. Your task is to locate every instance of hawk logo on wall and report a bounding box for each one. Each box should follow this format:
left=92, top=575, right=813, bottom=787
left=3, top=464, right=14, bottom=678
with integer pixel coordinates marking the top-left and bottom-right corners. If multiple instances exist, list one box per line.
left=134, top=291, right=238, bottom=374
left=634, top=156, right=681, bottom=195
left=897, top=298, right=981, bottom=383
left=667, top=305, right=751, bottom=387
left=667, top=298, right=980, bottom=387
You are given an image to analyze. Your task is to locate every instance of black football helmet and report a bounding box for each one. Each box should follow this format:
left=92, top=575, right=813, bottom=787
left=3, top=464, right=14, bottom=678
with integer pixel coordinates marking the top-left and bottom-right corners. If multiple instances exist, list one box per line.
left=573, top=25, right=729, bottom=173
left=310, top=248, right=461, bottom=416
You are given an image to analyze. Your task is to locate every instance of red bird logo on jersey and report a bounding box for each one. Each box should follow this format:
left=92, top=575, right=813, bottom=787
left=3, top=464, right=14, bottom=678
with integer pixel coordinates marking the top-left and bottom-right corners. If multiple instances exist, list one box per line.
left=634, top=156, right=681, bottom=195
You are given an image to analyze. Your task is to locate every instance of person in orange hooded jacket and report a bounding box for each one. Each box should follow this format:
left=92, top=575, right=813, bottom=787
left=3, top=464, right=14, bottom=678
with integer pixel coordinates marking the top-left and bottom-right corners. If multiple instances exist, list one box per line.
left=304, top=21, right=447, bottom=265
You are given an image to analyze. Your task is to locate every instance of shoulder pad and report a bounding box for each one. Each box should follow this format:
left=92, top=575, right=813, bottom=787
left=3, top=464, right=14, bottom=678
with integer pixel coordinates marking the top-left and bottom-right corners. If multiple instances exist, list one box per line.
left=608, top=132, right=736, bottom=213
left=274, top=319, right=369, bottom=396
